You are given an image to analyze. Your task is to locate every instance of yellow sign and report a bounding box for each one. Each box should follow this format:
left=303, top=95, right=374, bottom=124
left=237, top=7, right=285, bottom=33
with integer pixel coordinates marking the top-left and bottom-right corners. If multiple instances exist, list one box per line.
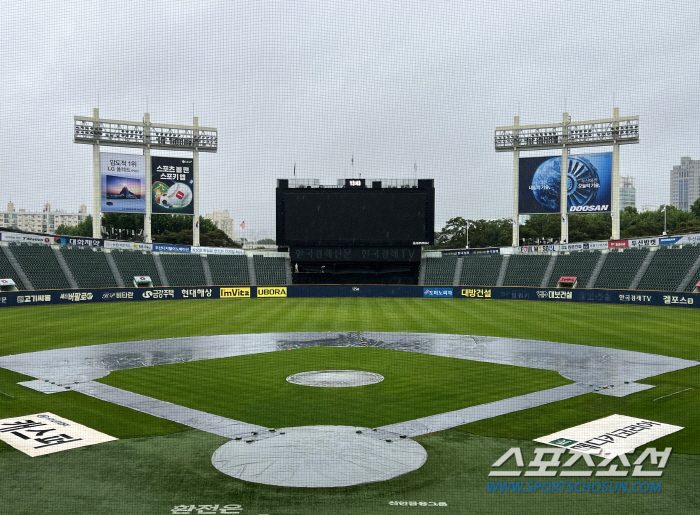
left=257, top=287, right=287, bottom=298
left=220, top=287, right=251, bottom=298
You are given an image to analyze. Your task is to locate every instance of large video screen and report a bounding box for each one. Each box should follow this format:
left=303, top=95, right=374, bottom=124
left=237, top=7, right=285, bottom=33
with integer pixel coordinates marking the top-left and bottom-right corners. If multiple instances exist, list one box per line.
left=519, top=152, right=612, bottom=214
left=277, top=186, right=434, bottom=246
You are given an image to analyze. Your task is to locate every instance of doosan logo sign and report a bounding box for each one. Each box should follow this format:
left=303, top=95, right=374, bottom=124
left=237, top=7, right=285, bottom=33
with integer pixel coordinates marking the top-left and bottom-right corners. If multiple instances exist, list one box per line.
left=570, top=205, right=609, bottom=212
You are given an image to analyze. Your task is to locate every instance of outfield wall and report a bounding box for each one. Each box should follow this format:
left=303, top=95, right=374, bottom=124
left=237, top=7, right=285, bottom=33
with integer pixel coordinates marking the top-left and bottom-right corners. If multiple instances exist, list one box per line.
left=0, top=285, right=697, bottom=309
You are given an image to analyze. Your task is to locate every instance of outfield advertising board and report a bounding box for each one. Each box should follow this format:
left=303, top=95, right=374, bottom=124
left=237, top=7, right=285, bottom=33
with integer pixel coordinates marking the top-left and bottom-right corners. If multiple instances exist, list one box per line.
left=519, top=153, right=612, bottom=214
left=100, top=152, right=146, bottom=213
left=0, top=285, right=698, bottom=308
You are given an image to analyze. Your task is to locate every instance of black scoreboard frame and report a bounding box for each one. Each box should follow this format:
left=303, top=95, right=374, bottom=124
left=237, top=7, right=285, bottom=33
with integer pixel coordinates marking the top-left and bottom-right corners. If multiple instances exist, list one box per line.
left=275, top=179, right=435, bottom=247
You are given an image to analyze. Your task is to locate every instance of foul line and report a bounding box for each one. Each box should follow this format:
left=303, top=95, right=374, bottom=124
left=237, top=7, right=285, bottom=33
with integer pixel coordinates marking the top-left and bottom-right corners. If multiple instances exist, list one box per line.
left=653, top=388, right=692, bottom=401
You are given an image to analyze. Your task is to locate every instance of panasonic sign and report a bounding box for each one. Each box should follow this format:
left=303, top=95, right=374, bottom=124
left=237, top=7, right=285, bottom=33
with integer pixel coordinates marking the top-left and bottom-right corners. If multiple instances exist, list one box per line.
left=569, top=205, right=609, bottom=212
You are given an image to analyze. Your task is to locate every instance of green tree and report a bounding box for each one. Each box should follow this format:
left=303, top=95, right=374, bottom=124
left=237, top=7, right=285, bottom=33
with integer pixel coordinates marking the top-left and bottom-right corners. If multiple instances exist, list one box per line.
left=56, top=215, right=93, bottom=237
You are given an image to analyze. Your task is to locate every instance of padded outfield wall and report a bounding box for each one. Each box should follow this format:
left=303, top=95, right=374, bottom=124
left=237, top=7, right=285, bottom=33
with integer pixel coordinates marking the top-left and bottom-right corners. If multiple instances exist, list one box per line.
left=0, top=285, right=697, bottom=309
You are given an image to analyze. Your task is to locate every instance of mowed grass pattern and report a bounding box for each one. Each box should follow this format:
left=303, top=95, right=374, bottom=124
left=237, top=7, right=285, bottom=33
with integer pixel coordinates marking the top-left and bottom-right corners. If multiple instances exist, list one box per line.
left=97, top=346, right=571, bottom=428
left=1, top=297, right=700, bottom=360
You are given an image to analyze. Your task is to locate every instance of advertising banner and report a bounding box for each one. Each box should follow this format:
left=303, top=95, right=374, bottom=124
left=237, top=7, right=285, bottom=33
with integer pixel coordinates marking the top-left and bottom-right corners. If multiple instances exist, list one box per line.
left=151, top=156, right=194, bottom=214
left=519, top=153, right=612, bottom=214
left=629, top=238, right=658, bottom=248
left=442, top=248, right=500, bottom=257
left=535, top=414, right=683, bottom=456
left=100, top=152, right=146, bottom=213
left=104, top=241, right=153, bottom=251
left=152, top=243, right=191, bottom=253
left=423, top=287, right=453, bottom=298
left=0, top=233, right=52, bottom=244
left=191, top=246, right=244, bottom=255
left=0, top=412, right=117, bottom=457
left=257, top=287, right=288, bottom=298
left=220, top=287, right=251, bottom=298
left=679, top=234, right=700, bottom=245
left=52, top=236, right=104, bottom=247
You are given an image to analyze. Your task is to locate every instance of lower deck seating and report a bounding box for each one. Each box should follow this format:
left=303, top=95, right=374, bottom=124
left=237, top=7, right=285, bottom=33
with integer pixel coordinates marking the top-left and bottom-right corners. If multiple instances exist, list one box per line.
left=8, top=243, right=70, bottom=290
left=111, top=249, right=163, bottom=287
left=423, top=257, right=457, bottom=285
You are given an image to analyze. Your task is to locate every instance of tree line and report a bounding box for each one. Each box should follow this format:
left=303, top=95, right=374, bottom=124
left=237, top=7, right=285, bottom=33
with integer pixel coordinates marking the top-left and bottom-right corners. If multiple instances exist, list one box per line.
left=56, top=213, right=241, bottom=248
left=431, top=199, right=700, bottom=249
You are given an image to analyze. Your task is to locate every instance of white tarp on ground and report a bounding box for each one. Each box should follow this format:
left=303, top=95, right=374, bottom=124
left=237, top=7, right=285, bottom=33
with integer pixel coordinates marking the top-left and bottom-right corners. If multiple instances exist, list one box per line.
left=535, top=414, right=683, bottom=456
left=0, top=412, right=117, bottom=457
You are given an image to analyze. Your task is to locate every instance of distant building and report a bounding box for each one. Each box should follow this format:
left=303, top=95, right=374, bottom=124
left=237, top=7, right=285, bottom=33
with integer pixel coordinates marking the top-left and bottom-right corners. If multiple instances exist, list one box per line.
left=206, top=210, right=235, bottom=240
left=670, top=157, right=700, bottom=211
left=1, top=203, right=88, bottom=234
left=619, top=176, right=636, bottom=210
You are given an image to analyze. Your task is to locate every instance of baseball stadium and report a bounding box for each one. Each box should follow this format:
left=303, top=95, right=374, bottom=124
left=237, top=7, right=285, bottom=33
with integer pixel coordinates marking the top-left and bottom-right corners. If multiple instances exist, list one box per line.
left=1, top=3, right=699, bottom=515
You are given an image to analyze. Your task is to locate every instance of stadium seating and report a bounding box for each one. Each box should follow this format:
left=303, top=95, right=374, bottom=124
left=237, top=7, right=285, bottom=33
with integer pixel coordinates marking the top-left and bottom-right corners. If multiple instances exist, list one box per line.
left=253, top=255, right=287, bottom=285
left=159, top=253, right=208, bottom=287
left=502, top=254, right=551, bottom=287
left=593, top=247, right=649, bottom=290
left=8, top=243, right=71, bottom=290
left=636, top=245, right=700, bottom=291
left=546, top=251, right=601, bottom=288
left=207, top=254, right=251, bottom=285
left=459, top=255, right=503, bottom=286
left=60, top=246, right=118, bottom=288
left=423, top=257, right=457, bottom=285
left=111, top=249, right=163, bottom=287
left=0, top=247, right=26, bottom=290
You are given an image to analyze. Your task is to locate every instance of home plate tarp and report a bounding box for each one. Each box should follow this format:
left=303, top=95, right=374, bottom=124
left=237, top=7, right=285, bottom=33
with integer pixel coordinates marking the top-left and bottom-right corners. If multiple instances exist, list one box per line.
left=535, top=414, right=683, bottom=456
left=0, top=412, right=117, bottom=457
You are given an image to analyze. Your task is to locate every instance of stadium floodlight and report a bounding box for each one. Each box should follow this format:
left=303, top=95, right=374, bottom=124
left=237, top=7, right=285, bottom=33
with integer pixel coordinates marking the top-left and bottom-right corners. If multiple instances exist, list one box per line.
left=74, top=108, right=218, bottom=245
left=495, top=109, right=639, bottom=245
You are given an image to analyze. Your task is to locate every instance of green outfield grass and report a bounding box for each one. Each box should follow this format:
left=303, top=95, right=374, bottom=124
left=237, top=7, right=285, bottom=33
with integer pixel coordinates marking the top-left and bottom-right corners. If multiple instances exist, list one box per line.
left=1, top=297, right=699, bottom=515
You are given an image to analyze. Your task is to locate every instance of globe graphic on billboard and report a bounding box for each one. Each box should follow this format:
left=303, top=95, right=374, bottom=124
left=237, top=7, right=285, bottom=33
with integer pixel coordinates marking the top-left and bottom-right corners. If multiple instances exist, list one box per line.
left=531, top=156, right=600, bottom=211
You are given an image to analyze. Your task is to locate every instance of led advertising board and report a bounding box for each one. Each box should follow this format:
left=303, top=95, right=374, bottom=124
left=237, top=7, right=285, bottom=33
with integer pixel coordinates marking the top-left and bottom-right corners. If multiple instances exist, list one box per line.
left=519, top=152, right=612, bottom=214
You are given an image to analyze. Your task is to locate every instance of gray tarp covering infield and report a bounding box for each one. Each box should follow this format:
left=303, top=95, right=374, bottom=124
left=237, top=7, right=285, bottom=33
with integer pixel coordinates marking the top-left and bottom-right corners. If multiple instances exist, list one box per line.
left=1, top=332, right=696, bottom=487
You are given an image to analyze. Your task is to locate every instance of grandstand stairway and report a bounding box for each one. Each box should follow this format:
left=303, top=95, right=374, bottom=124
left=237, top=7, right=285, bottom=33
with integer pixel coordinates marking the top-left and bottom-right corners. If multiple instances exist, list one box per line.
left=52, top=247, right=79, bottom=289
left=0, top=245, right=31, bottom=290
left=104, top=252, right=126, bottom=288
left=629, top=249, right=656, bottom=290
left=679, top=249, right=700, bottom=292
left=453, top=258, right=463, bottom=286
left=586, top=252, right=608, bottom=288
left=540, top=254, right=558, bottom=287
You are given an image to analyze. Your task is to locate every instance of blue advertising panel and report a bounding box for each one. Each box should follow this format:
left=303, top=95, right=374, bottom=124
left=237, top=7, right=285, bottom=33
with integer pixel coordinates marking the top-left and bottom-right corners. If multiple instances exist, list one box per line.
left=153, top=243, right=191, bottom=253
left=100, top=152, right=146, bottom=213
left=519, top=153, right=612, bottom=214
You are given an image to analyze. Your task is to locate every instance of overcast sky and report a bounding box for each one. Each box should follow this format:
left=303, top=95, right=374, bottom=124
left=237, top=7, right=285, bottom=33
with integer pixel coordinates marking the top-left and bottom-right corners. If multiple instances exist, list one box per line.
left=1, top=1, right=698, bottom=240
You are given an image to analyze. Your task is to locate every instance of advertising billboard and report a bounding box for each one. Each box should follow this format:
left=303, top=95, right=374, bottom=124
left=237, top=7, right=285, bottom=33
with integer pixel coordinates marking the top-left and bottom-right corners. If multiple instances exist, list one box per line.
left=151, top=156, right=194, bottom=215
left=100, top=152, right=146, bottom=213
left=519, top=152, right=612, bottom=214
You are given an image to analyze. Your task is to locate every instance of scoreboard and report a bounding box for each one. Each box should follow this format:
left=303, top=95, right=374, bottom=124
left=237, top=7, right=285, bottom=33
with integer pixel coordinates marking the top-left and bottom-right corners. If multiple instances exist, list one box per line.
left=276, top=179, right=435, bottom=247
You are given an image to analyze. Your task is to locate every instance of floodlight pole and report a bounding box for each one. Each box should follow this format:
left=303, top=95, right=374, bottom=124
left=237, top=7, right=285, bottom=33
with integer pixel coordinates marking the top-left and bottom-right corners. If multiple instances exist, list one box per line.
left=496, top=108, right=638, bottom=247
left=512, top=116, right=520, bottom=247
left=144, top=113, right=152, bottom=243
left=561, top=112, right=569, bottom=244
left=92, top=108, right=101, bottom=239
left=74, top=110, right=217, bottom=243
